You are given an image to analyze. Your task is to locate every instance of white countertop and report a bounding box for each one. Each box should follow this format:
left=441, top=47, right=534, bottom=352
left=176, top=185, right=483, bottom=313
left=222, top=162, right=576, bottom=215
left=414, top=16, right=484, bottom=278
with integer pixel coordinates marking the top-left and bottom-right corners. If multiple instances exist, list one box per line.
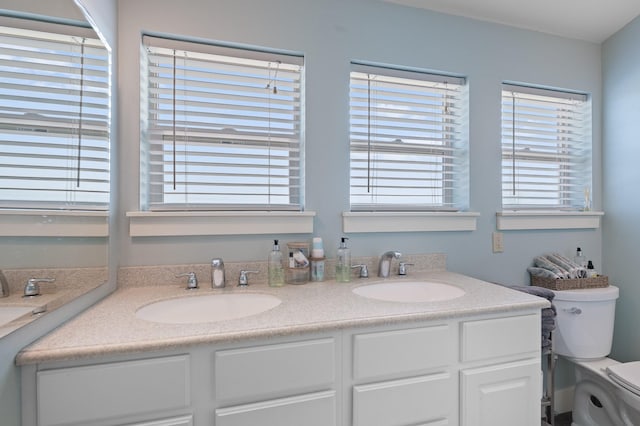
left=16, top=271, right=549, bottom=365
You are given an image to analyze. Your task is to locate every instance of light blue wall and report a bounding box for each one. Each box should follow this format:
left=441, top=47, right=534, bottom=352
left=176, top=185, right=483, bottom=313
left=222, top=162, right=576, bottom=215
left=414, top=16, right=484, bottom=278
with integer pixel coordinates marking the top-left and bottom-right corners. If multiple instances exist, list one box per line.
left=603, top=15, right=640, bottom=362
left=118, top=0, right=603, bottom=287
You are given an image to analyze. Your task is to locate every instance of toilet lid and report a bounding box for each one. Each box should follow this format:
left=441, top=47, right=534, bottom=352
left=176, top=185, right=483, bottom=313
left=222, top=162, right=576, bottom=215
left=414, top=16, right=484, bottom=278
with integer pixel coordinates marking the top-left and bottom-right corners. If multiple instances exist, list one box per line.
left=607, top=361, right=640, bottom=396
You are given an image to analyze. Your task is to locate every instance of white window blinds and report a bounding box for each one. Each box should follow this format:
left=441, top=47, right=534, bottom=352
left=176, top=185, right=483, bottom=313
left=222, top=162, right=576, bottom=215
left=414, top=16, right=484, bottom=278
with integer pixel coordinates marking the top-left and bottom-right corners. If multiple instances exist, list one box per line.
left=349, top=63, right=467, bottom=211
left=0, top=21, right=110, bottom=210
left=501, top=84, right=591, bottom=210
left=141, top=36, right=304, bottom=211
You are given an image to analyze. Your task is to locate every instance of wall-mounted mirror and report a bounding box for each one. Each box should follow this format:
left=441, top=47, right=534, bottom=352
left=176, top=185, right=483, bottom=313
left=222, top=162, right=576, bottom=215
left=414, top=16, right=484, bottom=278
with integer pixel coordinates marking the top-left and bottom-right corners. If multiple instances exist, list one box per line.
left=0, top=0, right=110, bottom=338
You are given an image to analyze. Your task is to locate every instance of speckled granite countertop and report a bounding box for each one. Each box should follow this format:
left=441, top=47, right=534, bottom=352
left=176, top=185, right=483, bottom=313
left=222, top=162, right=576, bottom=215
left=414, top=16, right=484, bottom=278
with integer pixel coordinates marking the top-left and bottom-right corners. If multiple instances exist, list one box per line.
left=16, top=271, right=548, bottom=365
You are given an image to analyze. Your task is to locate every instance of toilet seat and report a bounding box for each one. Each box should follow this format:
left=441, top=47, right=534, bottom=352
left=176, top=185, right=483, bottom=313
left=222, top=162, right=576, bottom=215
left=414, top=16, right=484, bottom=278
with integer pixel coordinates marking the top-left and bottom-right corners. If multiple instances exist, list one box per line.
left=606, top=361, right=640, bottom=397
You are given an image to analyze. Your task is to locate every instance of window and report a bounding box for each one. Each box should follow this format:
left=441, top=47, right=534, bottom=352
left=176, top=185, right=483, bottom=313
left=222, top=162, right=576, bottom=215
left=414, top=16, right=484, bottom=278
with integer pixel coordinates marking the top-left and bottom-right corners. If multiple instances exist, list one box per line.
left=349, top=63, right=467, bottom=211
left=141, top=36, right=304, bottom=211
left=501, top=84, right=591, bottom=210
left=0, top=19, right=110, bottom=210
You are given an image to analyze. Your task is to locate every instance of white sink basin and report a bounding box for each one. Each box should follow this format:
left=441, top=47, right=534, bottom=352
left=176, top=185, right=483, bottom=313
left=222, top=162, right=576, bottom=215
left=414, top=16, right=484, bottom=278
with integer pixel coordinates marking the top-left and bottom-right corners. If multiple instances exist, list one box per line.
left=353, top=280, right=465, bottom=303
left=0, top=306, right=34, bottom=326
left=136, top=293, right=282, bottom=324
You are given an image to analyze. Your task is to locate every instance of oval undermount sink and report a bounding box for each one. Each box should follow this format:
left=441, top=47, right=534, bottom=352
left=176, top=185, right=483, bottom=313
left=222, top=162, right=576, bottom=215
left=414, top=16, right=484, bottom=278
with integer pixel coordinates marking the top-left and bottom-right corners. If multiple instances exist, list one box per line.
left=353, top=280, right=465, bottom=303
left=136, top=293, right=281, bottom=324
left=0, top=306, right=34, bottom=326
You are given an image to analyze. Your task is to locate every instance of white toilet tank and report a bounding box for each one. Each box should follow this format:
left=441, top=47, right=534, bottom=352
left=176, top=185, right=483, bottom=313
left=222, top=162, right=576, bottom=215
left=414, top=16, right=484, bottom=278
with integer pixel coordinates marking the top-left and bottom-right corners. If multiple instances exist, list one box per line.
left=552, top=286, right=619, bottom=359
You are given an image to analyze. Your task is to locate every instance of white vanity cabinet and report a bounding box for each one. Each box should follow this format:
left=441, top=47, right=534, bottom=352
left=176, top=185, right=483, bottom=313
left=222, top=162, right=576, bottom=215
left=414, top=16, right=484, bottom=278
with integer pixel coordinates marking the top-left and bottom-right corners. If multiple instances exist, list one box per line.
left=22, top=311, right=541, bottom=426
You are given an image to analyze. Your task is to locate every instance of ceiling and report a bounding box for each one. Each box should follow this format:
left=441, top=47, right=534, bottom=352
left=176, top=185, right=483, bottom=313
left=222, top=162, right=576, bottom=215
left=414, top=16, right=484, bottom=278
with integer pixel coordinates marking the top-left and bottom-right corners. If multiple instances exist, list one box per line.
left=384, top=0, right=640, bottom=43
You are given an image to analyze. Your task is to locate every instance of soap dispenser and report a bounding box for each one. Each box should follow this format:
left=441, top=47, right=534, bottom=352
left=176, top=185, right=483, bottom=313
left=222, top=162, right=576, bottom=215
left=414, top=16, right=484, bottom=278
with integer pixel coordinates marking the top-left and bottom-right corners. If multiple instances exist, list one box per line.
left=335, top=237, right=351, bottom=283
left=268, top=239, right=285, bottom=287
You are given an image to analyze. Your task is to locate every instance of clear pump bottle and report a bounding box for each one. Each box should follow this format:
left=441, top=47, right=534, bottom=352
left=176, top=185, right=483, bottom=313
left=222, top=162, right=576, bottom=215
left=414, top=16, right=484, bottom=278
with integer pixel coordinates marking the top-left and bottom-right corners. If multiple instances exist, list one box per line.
left=335, top=237, right=351, bottom=283
left=268, top=239, right=285, bottom=287
left=574, top=247, right=587, bottom=268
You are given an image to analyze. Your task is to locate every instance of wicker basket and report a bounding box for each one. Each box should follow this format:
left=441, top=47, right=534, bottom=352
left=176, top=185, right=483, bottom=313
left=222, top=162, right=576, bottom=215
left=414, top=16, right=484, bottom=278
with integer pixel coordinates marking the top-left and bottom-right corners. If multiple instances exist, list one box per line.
left=531, top=274, right=609, bottom=291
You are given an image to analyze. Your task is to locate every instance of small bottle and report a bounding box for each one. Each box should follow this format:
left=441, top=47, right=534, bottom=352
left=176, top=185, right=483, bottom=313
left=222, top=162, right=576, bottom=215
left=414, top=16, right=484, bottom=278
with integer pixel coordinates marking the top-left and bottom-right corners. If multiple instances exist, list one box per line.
left=587, top=260, right=597, bottom=277
left=574, top=247, right=587, bottom=268
left=268, top=239, right=285, bottom=287
left=311, top=237, right=324, bottom=258
left=335, top=237, right=351, bottom=283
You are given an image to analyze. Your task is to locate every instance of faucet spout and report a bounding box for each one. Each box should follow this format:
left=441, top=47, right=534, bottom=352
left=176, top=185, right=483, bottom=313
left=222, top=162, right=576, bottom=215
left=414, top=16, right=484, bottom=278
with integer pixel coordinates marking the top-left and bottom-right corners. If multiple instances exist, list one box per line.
left=378, top=251, right=402, bottom=278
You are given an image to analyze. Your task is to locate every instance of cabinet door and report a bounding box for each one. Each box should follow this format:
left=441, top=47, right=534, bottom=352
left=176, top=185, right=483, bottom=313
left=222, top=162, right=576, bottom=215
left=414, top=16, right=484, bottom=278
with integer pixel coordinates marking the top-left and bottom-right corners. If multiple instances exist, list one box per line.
left=214, top=390, right=336, bottom=426
left=353, top=372, right=455, bottom=426
left=460, top=358, right=540, bottom=426
left=37, top=355, right=190, bottom=426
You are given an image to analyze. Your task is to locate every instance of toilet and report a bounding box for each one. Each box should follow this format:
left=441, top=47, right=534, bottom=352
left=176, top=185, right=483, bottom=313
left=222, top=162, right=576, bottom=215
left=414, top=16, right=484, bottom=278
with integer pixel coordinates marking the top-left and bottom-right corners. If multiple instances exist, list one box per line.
left=553, top=285, right=640, bottom=426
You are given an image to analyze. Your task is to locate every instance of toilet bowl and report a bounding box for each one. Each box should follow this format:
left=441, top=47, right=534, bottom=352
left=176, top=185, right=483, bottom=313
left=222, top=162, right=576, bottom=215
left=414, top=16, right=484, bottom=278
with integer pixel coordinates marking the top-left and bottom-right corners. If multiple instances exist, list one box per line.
left=552, top=286, right=640, bottom=426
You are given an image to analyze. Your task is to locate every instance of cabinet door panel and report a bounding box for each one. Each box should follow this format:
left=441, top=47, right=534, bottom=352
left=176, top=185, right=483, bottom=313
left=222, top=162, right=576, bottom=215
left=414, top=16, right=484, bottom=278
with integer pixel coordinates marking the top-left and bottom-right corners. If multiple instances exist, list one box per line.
left=37, top=355, right=190, bottom=426
left=215, top=338, right=335, bottom=405
left=353, top=372, right=455, bottom=426
left=460, top=358, right=540, bottom=426
left=461, top=314, right=539, bottom=362
left=353, top=325, right=454, bottom=381
left=214, top=390, right=336, bottom=426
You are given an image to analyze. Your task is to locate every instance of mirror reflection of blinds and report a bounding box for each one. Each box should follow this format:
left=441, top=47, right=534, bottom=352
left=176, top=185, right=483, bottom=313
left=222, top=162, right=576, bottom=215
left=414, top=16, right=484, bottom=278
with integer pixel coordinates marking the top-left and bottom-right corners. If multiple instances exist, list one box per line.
left=142, top=35, right=303, bottom=211
left=501, top=84, right=590, bottom=210
left=0, top=22, right=110, bottom=210
left=349, top=63, right=465, bottom=211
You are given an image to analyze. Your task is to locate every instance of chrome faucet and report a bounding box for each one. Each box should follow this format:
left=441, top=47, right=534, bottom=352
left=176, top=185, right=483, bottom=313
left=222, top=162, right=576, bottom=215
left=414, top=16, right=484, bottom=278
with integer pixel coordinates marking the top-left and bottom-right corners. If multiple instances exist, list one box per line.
left=0, top=270, right=9, bottom=297
left=238, top=270, right=259, bottom=286
left=23, top=278, right=55, bottom=297
left=176, top=272, right=198, bottom=290
left=211, top=258, right=225, bottom=288
left=378, top=251, right=402, bottom=278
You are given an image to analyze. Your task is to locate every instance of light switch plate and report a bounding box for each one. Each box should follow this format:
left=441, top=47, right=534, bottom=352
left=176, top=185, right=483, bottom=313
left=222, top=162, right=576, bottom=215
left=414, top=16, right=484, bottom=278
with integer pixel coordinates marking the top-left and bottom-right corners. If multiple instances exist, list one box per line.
left=492, top=232, right=504, bottom=253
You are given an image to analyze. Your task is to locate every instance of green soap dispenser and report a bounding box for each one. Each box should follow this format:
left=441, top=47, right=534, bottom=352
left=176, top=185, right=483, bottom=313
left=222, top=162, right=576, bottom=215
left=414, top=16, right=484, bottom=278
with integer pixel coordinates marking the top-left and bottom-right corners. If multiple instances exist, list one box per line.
left=335, top=237, right=351, bottom=283
left=268, top=239, right=285, bottom=287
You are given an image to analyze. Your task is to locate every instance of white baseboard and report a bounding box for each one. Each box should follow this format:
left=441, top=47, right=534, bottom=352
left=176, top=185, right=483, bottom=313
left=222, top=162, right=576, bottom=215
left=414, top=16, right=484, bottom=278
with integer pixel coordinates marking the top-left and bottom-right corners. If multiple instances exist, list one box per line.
left=555, top=386, right=574, bottom=414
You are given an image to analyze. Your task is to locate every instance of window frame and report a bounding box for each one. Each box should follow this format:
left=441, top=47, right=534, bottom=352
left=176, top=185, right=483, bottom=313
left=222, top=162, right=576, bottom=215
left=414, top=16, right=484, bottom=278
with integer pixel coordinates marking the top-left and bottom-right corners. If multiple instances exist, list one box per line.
left=348, top=62, right=468, bottom=212
left=0, top=16, right=111, bottom=211
left=500, top=83, right=592, bottom=212
left=140, top=35, right=305, bottom=212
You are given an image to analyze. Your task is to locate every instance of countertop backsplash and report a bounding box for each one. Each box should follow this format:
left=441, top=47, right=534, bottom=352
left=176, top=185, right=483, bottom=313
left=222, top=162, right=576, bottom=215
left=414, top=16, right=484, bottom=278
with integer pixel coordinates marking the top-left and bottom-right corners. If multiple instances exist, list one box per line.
left=118, top=253, right=447, bottom=288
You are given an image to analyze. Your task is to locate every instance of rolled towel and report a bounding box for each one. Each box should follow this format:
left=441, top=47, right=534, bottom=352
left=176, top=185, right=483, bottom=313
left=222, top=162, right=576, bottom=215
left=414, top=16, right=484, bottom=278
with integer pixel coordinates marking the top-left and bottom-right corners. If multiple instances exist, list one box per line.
left=548, top=253, right=588, bottom=279
left=545, top=253, right=581, bottom=278
left=534, top=256, right=570, bottom=278
left=527, top=267, right=562, bottom=280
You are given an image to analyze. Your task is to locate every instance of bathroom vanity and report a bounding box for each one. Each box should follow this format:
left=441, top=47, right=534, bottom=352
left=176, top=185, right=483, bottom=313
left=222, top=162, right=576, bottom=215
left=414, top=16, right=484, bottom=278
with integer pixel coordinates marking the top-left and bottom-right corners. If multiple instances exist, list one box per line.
left=17, top=271, right=547, bottom=426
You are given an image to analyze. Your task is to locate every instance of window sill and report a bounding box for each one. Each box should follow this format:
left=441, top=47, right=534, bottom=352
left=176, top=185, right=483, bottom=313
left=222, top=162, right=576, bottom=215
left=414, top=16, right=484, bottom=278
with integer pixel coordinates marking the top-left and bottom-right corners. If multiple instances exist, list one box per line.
left=0, top=210, right=108, bottom=237
left=342, top=211, right=480, bottom=233
left=126, top=211, right=316, bottom=237
left=496, top=211, right=604, bottom=230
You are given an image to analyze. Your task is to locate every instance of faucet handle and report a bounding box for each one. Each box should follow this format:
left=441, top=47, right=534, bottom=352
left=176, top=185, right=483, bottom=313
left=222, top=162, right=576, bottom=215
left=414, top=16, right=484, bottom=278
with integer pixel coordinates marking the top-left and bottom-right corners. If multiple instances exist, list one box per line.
left=176, top=272, right=198, bottom=289
left=238, top=270, right=259, bottom=286
left=398, top=262, right=414, bottom=276
left=351, top=264, right=369, bottom=278
left=24, top=277, right=55, bottom=297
